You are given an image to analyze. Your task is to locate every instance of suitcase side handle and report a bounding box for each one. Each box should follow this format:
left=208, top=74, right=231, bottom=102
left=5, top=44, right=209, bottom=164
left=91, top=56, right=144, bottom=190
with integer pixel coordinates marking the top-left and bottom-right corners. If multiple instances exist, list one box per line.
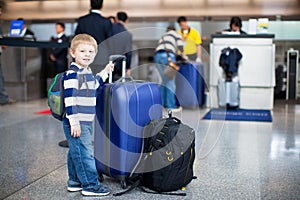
left=114, top=76, right=145, bottom=84
left=115, top=76, right=134, bottom=83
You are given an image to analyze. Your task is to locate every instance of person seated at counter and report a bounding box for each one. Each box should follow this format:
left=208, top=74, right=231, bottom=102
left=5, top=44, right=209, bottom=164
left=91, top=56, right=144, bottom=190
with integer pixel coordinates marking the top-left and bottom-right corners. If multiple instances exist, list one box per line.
left=222, top=16, right=247, bottom=35
left=17, top=18, right=36, bottom=41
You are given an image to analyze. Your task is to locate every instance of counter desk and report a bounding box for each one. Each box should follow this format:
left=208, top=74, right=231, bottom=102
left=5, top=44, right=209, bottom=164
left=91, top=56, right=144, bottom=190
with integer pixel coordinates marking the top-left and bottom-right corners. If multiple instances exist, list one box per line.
left=0, top=38, right=69, bottom=101
left=208, top=34, right=275, bottom=110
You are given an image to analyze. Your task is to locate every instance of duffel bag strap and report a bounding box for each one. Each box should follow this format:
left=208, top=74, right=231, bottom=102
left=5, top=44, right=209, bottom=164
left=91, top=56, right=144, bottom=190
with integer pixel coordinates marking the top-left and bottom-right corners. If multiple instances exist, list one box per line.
left=113, top=178, right=141, bottom=196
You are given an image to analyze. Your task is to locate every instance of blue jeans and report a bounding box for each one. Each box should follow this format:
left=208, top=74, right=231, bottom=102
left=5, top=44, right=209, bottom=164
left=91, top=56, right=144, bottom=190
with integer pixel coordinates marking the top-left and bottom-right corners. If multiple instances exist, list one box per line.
left=63, top=121, right=101, bottom=191
left=154, top=51, right=177, bottom=109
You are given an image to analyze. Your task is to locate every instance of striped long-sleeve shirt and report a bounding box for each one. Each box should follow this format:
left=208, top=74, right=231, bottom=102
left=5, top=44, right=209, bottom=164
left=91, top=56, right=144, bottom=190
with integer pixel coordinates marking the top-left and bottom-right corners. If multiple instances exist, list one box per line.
left=155, top=30, right=184, bottom=54
left=63, top=62, right=108, bottom=126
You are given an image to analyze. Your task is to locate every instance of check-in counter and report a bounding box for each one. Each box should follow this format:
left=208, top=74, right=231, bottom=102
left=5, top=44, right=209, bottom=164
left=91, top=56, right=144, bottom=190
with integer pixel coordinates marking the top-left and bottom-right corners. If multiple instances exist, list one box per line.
left=0, top=38, right=69, bottom=101
left=208, top=34, right=275, bottom=110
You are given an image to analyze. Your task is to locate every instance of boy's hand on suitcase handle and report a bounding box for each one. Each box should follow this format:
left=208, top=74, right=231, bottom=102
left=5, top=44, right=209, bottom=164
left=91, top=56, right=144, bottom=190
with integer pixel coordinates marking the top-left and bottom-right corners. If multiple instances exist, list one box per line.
left=104, top=63, right=114, bottom=75
left=71, top=124, right=81, bottom=137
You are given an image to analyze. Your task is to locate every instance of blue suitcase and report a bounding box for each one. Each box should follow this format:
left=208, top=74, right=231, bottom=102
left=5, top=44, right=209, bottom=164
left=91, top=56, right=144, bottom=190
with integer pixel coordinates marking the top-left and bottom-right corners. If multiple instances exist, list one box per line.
left=94, top=55, right=162, bottom=188
left=175, top=62, right=205, bottom=108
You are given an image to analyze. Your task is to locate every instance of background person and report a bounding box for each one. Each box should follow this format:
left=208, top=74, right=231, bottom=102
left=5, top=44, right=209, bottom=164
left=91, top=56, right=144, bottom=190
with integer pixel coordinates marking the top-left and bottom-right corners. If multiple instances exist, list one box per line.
left=74, top=0, right=113, bottom=69
left=0, top=5, right=16, bottom=105
left=154, top=25, right=185, bottom=112
left=74, top=0, right=112, bottom=45
left=111, top=11, right=132, bottom=81
left=223, top=16, right=247, bottom=34
left=177, top=16, right=202, bottom=62
left=49, top=22, right=69, bottom=74
left=17, top=18, right=36, bottom=41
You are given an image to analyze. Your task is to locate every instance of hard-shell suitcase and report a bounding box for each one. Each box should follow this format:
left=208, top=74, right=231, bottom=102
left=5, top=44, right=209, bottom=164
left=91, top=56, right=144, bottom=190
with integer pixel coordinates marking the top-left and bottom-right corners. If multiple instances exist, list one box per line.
left=94, top=55, right=162, bottom=188
left=218, top=77, right=239, bottom=108
left=175, top=62, right=205, bottom=108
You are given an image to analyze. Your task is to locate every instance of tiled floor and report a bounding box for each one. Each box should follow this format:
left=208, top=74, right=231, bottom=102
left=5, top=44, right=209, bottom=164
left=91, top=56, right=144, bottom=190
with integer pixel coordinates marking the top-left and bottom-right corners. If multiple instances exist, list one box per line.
left=0, top=99, right=299, bottom=200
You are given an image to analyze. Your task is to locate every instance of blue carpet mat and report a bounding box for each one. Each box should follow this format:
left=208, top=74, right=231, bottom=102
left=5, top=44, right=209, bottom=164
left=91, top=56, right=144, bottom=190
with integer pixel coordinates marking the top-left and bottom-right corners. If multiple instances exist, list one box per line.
left=202, top=108, right=272, bottom=122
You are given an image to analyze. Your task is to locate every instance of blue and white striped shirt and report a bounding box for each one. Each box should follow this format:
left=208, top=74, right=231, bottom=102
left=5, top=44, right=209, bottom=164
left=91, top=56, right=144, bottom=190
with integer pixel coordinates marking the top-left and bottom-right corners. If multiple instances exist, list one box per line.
left=63, top=62, right=108, bottom=126
left=155, top=30, right=184, bottom=54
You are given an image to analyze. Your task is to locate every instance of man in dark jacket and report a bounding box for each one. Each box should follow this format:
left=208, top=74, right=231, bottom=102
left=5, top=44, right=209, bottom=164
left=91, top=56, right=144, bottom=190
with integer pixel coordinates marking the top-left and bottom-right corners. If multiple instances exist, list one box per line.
left=75, top=0, right=112, bottom=44
left=75, top=0, right=113, bottom=69
left=111, top=11, right=132, bottom=81
left=50, top=22, right=69, bottom=74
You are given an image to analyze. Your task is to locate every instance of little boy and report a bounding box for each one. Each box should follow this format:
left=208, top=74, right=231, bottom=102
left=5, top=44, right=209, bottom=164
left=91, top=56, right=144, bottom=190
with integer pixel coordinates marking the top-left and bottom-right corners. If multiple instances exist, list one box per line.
left=63, top=34, right=113, bottom=196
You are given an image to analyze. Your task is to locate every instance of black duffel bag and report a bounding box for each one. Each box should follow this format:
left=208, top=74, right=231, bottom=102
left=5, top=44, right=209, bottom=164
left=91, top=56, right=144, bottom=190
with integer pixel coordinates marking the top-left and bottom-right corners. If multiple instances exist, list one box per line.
left=114, top=111, right=196, bottom=196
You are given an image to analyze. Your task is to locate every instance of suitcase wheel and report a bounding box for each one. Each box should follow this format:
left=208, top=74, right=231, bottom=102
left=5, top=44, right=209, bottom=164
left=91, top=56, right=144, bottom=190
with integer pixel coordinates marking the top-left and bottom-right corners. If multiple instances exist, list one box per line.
left=98, top=174, right=104, bottom=182
left=120, top=180, right=127, bottom=189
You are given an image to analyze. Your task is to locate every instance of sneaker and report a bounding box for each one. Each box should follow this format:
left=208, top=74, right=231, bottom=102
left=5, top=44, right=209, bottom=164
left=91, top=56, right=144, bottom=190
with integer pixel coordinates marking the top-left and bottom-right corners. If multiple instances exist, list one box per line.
left=81, top=186, right=110, bottom=196
left=67, top=185, right=82, bottom=192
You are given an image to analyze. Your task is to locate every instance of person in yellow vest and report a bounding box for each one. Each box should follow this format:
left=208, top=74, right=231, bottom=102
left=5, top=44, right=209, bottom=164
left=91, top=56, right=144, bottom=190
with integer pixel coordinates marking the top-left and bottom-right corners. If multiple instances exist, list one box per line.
left=177, top=16, right=202, bottom=62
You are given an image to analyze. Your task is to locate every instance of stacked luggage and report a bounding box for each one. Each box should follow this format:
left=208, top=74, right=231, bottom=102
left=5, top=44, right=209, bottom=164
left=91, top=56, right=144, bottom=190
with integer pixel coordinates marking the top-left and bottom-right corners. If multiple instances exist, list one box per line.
left=94, top=55, right=196, bottom=195
left=218, top=47, right=242, bottom=108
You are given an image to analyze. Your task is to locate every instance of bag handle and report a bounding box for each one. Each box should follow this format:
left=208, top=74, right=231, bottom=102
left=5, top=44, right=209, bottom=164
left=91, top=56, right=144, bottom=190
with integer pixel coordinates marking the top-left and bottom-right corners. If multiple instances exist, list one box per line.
left=167, top=109, right=181, bottom=124
left=115, top=76, right=134, bottom=83
left=114, top=76, right=145, bottom=84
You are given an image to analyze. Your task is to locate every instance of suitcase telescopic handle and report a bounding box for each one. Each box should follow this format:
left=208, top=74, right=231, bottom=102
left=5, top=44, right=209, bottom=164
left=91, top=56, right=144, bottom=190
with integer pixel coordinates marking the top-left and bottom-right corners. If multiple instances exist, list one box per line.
left=109, top=55, right=126, bottom=63
left=109, top=55, right=127, bottom=83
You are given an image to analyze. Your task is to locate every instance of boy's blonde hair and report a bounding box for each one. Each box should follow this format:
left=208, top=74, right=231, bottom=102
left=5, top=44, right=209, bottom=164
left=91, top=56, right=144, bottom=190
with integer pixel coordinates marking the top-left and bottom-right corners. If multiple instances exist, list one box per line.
left=70, top=34, right=98, bottom=53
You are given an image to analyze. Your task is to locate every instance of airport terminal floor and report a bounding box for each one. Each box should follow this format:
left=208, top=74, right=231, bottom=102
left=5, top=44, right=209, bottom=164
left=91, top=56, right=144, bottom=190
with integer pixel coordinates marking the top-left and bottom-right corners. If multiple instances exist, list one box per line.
left=0, top=98, right=300, bottom=200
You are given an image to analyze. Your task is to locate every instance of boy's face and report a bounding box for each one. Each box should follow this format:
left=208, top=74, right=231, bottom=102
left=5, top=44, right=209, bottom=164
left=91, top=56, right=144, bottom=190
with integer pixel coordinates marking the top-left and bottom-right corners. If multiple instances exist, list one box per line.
left=70, top=43, right=96, bottom=68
